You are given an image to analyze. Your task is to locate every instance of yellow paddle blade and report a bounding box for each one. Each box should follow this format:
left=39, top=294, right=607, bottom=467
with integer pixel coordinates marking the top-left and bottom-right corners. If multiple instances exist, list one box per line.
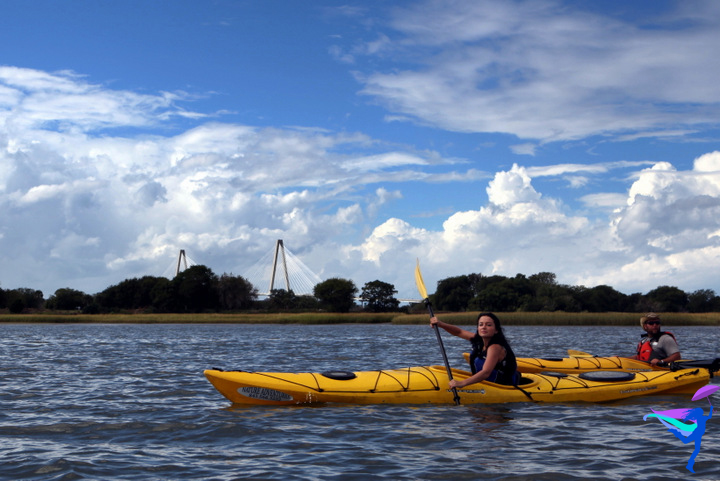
left=568, top=349, right=594, bottom=358
left=414, top=259, right=428, bottom=300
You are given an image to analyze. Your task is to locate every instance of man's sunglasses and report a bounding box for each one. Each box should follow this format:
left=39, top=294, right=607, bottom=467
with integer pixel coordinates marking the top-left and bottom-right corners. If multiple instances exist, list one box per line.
left=645, top=320, right=661, bottom=325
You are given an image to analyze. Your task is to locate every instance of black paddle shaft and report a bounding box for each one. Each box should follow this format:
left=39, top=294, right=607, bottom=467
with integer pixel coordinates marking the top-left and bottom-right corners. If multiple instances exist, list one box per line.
left=668, top=358, right=720, bottom=372
left=425, top=299, right=461, bottom=405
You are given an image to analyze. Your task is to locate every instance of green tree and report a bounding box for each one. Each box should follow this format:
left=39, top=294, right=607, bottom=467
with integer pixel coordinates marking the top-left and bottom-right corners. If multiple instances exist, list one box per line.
left=149, top=277, right=175, bottom=312
left=96, top=276, right=170, bottom=311
left=313, top=278, right=357, bottom=312
left=687, top=289, right=719, bottom=313
left=294, top=295, right=320, bottom=310
left=5, top=288, right=45, bottom=310
left=468, top=274, right=533, bottom=311
left=9, top=298, right=24, bottom=313
left=46, top=288, right=92, bottom=310
left=267, top=289, right=298, bottom=310
left=172, top=265, right=220, bottom=312
left=361, top=280, right=400, bottom=312
left=435, top=275, right=477, bottom=311
left=529, top=272, right=557, bottom=286
left=503, top=274, right=535, bottom=307
left=470, top=283, right=519, bottom=311
left=217, top=273, right=258, bottom=310
left=645, top=285, right=689, bottom=312
left=574, top=285, right=628, bottom=312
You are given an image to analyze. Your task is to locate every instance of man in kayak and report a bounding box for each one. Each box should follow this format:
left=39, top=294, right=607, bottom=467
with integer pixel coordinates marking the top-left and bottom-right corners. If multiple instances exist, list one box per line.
left=630, top=313, right=681, bottom=366
left=430, top=312, right=519, bottom=387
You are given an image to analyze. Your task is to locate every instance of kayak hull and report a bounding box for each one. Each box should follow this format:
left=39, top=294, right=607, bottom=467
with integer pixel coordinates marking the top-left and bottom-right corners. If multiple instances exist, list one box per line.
left=204, top=365, right=709, bottom=406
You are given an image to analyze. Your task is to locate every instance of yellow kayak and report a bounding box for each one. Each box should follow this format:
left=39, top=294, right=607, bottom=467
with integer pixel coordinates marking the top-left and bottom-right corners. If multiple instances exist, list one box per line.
left=463, top=352, right=673, bottom=374
left=518, top=356, right=667, bottom=373
left=204, top=365, right=710, bottom=406
left=464, top=352, right=720, bottom=373
left=461, top=353, right=719, bottom=394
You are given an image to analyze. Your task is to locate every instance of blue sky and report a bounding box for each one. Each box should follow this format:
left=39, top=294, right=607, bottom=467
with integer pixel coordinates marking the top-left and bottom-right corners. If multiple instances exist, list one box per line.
left=3, top=0, right=720, bottom=300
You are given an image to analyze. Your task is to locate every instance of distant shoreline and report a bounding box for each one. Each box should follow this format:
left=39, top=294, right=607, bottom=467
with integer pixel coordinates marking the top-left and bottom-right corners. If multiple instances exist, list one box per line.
left=1, top=311, right=719, bottom=325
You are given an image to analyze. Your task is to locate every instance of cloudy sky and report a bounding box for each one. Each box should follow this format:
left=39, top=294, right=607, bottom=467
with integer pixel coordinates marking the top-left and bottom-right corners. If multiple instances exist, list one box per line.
left=3, top=0, right=720, bottom=300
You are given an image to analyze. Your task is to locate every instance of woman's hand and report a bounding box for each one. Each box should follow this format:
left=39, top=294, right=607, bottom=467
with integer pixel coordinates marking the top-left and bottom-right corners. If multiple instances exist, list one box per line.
left=430, top=316, right=439, bottom=327
left=449, top=379, right=464, bottom=389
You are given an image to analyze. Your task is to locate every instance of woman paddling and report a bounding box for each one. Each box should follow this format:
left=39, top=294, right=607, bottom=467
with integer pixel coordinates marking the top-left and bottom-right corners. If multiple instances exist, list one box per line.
left=430, top=312, right=519, bottom=387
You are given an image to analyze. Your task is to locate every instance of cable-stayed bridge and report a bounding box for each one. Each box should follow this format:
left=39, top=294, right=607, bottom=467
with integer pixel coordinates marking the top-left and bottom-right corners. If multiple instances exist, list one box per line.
left=168, top=241, right=420, bottom=302
left=166, top=241, right=320, bottom=296
left=241, top=241, right=421, bottom=302
left=243, top=240, right=322, bottom=296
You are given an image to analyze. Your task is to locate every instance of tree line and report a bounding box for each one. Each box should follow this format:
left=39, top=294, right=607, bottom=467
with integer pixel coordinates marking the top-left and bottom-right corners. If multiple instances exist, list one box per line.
left=430, top=272, right=720, bottom=313
left=1, top=267, right=719, bottom=314
left=0, top=265, right=399, bottom=314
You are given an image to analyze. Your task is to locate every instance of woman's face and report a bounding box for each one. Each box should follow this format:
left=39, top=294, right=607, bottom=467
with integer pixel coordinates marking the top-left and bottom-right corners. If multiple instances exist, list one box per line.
left=477, top=316, right=497, bottom=337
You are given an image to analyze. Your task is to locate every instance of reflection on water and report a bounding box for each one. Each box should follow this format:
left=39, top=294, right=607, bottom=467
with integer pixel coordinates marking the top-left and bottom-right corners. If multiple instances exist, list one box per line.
left=0, top=323, right=718, bottom=480
left=465, top=405, right=514, bottom=436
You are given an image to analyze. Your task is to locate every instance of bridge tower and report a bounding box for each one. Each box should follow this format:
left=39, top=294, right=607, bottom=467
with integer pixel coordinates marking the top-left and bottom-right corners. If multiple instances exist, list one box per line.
left=175, top=249, right=188, bottom=276
left=268, top=239, right=291, bottom=292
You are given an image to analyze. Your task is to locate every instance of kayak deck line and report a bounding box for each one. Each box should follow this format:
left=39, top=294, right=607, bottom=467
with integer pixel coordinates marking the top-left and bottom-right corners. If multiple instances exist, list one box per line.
left=210, top=366, right=447, bottom=393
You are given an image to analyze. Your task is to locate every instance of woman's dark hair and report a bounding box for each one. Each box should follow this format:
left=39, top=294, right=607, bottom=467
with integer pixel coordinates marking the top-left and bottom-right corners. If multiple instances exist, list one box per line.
left=476, top=312, right=511, bottom=347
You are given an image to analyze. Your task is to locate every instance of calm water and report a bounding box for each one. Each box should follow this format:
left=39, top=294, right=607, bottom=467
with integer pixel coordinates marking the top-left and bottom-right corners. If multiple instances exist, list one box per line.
left=1, top=323, right=718, bottom=480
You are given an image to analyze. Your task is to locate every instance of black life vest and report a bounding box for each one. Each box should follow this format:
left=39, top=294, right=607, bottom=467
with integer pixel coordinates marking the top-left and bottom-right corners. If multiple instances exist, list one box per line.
left=469, top=335, right=519, bottom=385
left=636, top=331, right=677, bottom=362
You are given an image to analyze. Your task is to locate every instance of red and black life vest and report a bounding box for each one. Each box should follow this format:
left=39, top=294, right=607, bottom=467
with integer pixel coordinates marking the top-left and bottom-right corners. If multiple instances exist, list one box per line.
left=636, top=331, right=676, bottom=361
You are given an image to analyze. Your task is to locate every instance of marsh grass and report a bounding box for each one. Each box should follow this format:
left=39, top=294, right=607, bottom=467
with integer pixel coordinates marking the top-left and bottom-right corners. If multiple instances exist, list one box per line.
left=0, top=312, right=399, bottom=324
left=398, top=311, right=720, bottom=326
left=1, top=311, right=719, bottom=325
